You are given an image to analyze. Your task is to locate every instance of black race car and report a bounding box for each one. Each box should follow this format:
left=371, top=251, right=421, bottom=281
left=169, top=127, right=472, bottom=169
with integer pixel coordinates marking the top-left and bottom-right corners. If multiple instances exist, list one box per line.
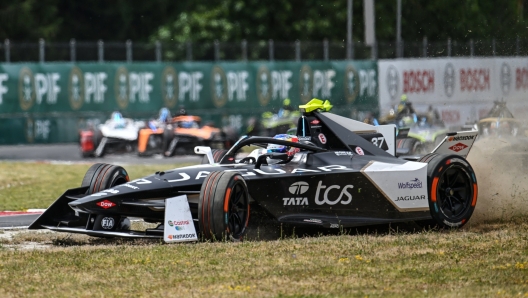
left=30, top=99, right=479, bottom=242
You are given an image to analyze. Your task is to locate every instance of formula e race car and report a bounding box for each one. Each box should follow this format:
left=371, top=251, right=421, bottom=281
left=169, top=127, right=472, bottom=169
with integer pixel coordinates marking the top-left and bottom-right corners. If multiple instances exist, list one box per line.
left=79, top=112, right=145, bottom=157
left=137, top=114, right=234, bottom=157
left=30, top=99, right=479, bottom=243
left=396, top=114, right=448, bottom=156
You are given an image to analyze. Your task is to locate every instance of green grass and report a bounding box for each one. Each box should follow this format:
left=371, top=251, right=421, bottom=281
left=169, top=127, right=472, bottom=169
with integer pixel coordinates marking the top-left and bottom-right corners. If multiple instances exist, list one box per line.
left=0, top=161, right=527, bottom=297
left=0, top=161, right=195, bottom=210
left=0, top=219, right=527, bottom=297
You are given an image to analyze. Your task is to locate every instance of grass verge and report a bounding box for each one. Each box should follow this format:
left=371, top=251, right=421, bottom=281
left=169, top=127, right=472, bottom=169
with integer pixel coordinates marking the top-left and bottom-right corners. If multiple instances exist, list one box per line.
left=0, top=161, right=527, bottom=297
left=0, top=218, right=527, bottom=297
left=0, top=161, right=195, bottom=210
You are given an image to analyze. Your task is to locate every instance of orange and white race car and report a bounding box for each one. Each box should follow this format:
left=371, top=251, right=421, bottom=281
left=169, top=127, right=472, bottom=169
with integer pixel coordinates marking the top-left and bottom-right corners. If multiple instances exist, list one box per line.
left=137, top=114, right=233, bottom=156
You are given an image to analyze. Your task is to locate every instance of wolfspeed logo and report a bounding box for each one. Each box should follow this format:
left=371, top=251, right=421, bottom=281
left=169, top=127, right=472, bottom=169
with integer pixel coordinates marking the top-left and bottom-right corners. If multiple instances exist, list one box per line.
left=448, top=135, right=474, bottom=141
left=449, top=143, right=468, bottom=152
left=398, top=178, right=423, bottom=189
left=395, top=195, right=426, bottom=201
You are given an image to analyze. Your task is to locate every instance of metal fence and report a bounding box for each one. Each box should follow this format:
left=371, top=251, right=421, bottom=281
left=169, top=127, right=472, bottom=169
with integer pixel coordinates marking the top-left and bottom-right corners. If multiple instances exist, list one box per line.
left=2, top=38, right=528, bottom=63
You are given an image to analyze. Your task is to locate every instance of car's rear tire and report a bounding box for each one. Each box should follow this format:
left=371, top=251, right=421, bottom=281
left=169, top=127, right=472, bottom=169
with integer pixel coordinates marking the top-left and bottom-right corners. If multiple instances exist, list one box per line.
left=200, top=149, right=228, bottom=164
left=198, top=171, right=250, bottom=241
left=81, top=163, right=130, bottom=194
left=417, top=154, right=478, bottom=229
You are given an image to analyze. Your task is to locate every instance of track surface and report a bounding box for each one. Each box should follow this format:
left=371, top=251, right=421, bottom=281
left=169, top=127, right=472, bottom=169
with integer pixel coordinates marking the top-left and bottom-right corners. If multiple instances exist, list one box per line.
left=0, top=143, right=202, bottom=165
left=0, top=143, right=202, bottom=228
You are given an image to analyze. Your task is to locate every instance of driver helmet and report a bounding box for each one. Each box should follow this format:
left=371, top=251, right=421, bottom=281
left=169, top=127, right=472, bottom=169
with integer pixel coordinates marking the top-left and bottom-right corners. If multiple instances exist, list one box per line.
left=158, top=107, right=171, bottom=123
left=266, top=134, right=300, bottom=157
left=180, top=121, right=195, bottom=128
left=111, top=111, right=123, bottom=122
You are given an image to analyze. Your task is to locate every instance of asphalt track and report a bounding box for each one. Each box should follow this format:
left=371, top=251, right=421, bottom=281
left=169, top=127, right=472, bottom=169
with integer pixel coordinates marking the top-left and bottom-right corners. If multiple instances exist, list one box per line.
left=0, top=143, right=202, bottom=228
left=0, top=143, right=202, bottom=165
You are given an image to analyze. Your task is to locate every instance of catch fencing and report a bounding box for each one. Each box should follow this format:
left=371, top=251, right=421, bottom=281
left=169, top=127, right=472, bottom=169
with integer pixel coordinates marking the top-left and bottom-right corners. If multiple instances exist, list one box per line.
left=2, top=38, right=528, bottom=63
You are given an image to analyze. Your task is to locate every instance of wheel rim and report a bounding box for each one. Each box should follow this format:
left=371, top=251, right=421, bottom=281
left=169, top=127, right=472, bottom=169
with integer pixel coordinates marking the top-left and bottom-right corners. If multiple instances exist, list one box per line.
left=436, top=165, right=472, bottom=219
left=227, top=181, right=249, bottom=237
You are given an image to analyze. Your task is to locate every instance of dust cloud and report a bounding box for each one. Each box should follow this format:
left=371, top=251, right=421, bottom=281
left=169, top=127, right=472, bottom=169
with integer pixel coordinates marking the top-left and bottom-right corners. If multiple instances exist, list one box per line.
left=466, top=137, right=528, bottom=224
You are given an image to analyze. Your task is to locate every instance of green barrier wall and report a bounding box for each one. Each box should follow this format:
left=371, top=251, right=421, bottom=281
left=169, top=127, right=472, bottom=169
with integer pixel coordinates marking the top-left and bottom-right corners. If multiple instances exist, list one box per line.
left=0, top=61, right=378, bottom=144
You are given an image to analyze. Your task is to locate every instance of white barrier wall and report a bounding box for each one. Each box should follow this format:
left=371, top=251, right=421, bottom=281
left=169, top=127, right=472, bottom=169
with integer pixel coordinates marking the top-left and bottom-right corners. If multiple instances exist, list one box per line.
left=378, top=58, right=528, bottom=128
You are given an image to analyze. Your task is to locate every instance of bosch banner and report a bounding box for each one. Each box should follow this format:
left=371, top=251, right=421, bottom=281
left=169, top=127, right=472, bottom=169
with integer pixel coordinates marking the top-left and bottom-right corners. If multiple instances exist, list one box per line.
left=378, top=58, right=528, bottom=128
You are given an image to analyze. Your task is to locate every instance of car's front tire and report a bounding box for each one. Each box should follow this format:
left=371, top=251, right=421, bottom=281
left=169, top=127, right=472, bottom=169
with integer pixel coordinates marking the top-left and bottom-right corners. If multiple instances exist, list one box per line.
left=81, top=163, right=130, bottom=194
left=198, top=171, right=250, bottom=241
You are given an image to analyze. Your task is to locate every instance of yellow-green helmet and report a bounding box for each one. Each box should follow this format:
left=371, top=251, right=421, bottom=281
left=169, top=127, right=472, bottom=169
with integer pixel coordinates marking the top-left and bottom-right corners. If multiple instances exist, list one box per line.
left=283, top=98, right=291, bottom=106
left=400, top=94, right=408, bottom=102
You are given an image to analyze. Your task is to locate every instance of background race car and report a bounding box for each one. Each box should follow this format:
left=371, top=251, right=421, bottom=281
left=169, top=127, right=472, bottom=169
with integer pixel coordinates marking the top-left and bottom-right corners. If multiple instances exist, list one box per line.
left=31, top=99, right=479, bottom=243
left=79, top=112, right=145, bottom=158
left=138, top=114, right=237, bottom=157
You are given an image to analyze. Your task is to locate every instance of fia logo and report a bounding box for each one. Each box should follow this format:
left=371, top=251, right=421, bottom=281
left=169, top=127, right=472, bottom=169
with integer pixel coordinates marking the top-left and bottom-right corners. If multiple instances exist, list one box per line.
left=283, top=181, right=309, bottom=206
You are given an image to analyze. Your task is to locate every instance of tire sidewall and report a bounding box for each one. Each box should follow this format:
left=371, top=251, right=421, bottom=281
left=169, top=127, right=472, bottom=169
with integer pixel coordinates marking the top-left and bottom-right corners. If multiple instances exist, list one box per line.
left=426, top=155, right=477, bottom=228
left=198, top=171, right=249, bottom=241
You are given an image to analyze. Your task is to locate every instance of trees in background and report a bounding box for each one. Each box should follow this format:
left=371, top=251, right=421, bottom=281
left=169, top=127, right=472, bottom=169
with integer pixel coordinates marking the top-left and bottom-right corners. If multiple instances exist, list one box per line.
left=0, top=0, right=526, bottom=43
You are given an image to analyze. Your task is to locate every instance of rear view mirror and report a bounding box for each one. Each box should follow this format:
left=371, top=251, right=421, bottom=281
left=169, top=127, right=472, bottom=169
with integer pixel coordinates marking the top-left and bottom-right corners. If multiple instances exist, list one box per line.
left=255, top=153, right=289, bottom=169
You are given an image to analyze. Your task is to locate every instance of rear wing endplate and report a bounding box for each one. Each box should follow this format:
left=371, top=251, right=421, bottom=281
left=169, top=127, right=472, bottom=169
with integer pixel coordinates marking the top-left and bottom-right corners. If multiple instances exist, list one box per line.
left=431, top=131, right=478, bottom=158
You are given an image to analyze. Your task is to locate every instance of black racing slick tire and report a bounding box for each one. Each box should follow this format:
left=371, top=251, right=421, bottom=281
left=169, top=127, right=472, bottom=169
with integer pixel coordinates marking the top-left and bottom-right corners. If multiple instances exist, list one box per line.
left=198, top=171, right=250, bottom=241
left=418, top=154, right=478, bottom=229
left=81, top=163, right=130, bottom=194
left=398, top=138, right=424, bottom=155
left=200, top=149, right=228, bottom=164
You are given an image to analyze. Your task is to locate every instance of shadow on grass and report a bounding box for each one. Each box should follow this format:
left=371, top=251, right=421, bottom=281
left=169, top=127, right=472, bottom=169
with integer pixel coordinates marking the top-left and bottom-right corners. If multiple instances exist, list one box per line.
left=47, top=208, right=526, bottom=247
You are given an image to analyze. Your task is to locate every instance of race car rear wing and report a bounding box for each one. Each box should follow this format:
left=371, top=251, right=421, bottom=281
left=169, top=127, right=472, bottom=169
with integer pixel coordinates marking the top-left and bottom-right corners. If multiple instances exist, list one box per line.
left=430, top=130, right=478, bottom=158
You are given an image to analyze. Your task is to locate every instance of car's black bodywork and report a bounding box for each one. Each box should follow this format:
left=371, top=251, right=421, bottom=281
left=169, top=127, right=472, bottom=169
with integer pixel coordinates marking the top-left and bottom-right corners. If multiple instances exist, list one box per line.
left=30, top=101, right=479, bottom=241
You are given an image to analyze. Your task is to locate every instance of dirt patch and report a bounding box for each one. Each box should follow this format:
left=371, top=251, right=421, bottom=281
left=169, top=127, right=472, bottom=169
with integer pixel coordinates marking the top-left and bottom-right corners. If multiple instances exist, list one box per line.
left=467, top=137, right=528, bottom=224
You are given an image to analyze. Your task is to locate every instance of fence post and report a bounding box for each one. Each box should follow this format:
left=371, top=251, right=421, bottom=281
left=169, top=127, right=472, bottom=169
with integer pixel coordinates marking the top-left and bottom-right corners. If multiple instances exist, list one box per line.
left=214, top=39, right=219, bottom=61
left=126, top=40, right=132, bottom=63
left=516, top=36, right=520, bottom=56
left=295, top=40, right=301, bottom=61
left=447, top=38, right=451, bottom=57
left=469, top=39, right=474, bottom=57
left=422, top=36, right=427, bottom=57
left=186, top=41, right=193, bottom=61
left=371, top=40, right=377, bottom=59
left=323, top=39, right=329, bottom=61
left=268, top=39, right=274, bottom=61
left=4, top=39, right=9, bottom=63
left=241, top=39, right=247, bottom=61
left=39, top=38, right=45, bottom=63
left=70, top=38, right=76, bottom=62
left=155, top=40, right=161, bottom=62
left=98, top=40, right=104, bottom=63
left=492, top=38, right=496, bottom=56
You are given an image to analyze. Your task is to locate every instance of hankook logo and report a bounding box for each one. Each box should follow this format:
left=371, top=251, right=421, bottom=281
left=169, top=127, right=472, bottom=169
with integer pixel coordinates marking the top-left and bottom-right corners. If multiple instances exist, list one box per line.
left=299, top=65, right=313, bottom=103
left=386, top=65, right=399, bottom=100
left=444, top=63, right=455, bottom=97
left=162, top=66, right=178, bottom=108
left=289, top=181, right=309, bottom=195
left=344, top=65, right=359, bottom=103
left=257, top=65, right=272, bottom=106
left=500, top=62, right=511, bottom=95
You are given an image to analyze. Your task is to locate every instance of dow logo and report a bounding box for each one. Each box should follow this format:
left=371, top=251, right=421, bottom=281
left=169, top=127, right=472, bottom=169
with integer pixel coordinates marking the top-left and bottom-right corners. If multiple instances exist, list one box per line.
left=289, top=181, right=309, bottom=195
